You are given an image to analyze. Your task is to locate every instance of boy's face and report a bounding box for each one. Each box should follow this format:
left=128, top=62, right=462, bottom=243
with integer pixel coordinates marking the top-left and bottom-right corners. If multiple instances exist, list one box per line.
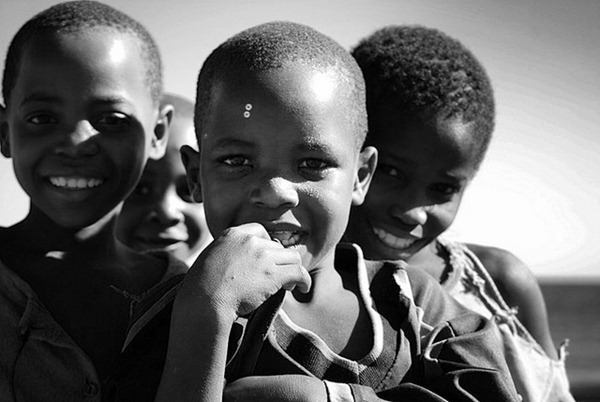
left=346, top=104, right=479, bottom=261
left=186, top=66, right=375, bottom=271
left=0, top=29, right=167, bottom=229
left=118, top=118, right=211, bottom=263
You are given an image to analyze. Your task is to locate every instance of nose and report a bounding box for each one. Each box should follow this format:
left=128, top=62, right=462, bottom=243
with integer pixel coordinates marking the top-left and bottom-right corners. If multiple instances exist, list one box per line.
left=150, top=188, right=186, bottom=227
left=250, top=175, right=299, bottom=210
left=55, top=121, right=100, bottom=157
left=391, top=204, right=428, bottom=227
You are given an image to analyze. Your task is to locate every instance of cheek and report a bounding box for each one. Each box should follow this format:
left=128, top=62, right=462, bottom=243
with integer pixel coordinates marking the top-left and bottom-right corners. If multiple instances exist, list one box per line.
left=360, top=181, right=391, bottom=213
left=203, top=196, right=234, bottom=237
left=117, top=205, right=147, bottom=231
left=183, top=206, right=208, bottom=232
left=428, top=203, right=460, bottom=235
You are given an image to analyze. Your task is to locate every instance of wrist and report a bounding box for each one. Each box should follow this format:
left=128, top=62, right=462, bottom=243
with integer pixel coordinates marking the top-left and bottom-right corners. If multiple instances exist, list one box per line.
left=323, top=380, right=354, bottom=402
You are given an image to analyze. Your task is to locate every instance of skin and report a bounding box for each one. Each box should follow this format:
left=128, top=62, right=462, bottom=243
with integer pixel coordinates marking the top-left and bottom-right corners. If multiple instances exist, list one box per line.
left=344, top=101, right=558, bottom=358
left=156, top=65, right=377, bottom=401
left=117, top=103, right=211, bottom=265
left=0, top=28, right=171, bottom=379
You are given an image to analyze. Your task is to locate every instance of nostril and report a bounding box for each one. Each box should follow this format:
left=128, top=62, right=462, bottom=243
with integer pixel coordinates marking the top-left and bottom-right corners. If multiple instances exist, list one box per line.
left=250, top=176, right=299, bottom=209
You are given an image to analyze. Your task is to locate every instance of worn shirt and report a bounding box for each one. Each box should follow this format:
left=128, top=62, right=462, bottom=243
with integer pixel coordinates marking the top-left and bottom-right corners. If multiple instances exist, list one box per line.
left=0, top=252, right=186, bottom=402
left=439, top=238, right=575, bottom=402
left=225, top=243, right=520, bottom=401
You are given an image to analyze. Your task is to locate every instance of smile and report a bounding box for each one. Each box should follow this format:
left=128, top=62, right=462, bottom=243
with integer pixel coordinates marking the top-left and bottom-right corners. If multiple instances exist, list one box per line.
left=372, top=227, right=419, bottom=250
left=49, top=176, right=104, bottom=189
left=268, top=231, right=301, bottom=247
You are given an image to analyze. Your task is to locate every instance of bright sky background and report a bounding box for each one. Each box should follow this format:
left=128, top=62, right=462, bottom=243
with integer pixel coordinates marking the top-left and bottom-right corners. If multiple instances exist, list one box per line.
left=1, top=0, right=598, bottom=282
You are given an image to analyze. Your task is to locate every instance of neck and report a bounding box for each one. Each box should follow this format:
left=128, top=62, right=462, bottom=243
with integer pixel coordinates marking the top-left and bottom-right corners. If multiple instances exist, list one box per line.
left=14, top=205, right=120, bottom=258
left=290, top=250, right=344, bottom=303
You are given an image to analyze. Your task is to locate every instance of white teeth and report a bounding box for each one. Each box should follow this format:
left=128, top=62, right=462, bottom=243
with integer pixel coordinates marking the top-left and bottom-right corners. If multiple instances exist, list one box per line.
left=372, top=227, right=417, bottom=250
left=49, top=176, right=103, bottom=189
left=269, top=231, right=301, bottom=247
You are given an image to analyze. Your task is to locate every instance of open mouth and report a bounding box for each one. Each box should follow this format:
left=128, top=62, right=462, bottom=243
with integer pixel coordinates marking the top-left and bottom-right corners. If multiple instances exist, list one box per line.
left=372, top=227, right=419, bottom=250
left=268, top=231, right=301, bottom=247
left=49, top=176, right=104, bottom=190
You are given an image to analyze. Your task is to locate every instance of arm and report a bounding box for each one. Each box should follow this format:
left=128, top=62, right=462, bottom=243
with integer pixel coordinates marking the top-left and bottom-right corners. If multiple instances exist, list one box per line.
left=224, top=375, right=514, bottom=402
left=224, top=376, right=327, bottom=402
left=155, top=223, right=311, bottom=402
left=467, top=244, right=558, bottom=358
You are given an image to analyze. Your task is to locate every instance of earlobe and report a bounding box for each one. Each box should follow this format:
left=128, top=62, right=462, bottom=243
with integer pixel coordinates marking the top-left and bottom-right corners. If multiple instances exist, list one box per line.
left=352, top=146, right=378, bottom=206
left=0, top=106, right=11, bottom=158
left=148, top=104, right=174, bottom=160
left=181, top=145, right=203, bottom=202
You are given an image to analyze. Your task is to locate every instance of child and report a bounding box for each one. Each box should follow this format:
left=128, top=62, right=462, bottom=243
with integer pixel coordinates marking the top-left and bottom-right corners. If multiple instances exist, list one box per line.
left=133, top=21, right=520, bottom=402
left=345, top=25, right=574, bottom=402
left=118, top=93, right=212, bottom=266
left=0, top=1, right=188, bottom=400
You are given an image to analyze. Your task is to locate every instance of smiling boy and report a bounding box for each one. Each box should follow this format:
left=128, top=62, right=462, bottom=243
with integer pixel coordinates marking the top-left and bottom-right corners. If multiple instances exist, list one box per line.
left=151, top=21, right=520, bottom=402
left=0, top=2, right=187, bottom=400
left=118, top=93, right=211, bottom=266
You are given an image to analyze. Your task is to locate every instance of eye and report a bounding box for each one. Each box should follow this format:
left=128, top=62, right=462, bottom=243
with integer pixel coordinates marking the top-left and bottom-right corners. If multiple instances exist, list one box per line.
left=95, top=112, right=131, bottom=131
left=430, top=183, right=460, bottom=196
left=377, top=163, right=400, bottom=178
left=27, top=113, right=57, bottom=125
left=221, top=155, right=251, bottom=167
left=131, top=181, right=152, bottom=198
left=299, top=159, right=328, bottom=170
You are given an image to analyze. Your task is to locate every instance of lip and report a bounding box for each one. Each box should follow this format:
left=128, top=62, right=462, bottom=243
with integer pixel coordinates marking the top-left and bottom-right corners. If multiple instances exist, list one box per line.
left=369, top=222, right=423, bottom=252
left=260, top=221, right=304, bottom=248
left=132, top=235, right=187, bottom=251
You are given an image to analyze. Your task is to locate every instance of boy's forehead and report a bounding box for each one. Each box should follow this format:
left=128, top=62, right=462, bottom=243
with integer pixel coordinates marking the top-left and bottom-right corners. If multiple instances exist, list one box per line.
left=30, top=28, right=137, bottom=57
left=214, top=65, right=345, bottom=104
left=199, top=67, right=360, bottom=157
left=10, top=29, right=154, bottom=114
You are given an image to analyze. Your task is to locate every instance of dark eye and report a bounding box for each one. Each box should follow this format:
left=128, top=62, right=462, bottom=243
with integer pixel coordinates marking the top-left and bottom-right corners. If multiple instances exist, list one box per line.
left=431, top=183, right=460, bottom=196
left=95, top=113, right=130, bottom=131
left=221, top=155, right=251, bottom=167
left=299, top=159, right=328, bottom=170
left=131, top=181, right=152, bottom=197
left=27, top=113, right=57, bottom=125
left=377, top=163, right=400, bottom=178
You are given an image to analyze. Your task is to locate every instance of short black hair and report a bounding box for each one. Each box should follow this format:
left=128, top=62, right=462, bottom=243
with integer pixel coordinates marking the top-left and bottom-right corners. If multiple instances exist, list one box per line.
left=195, top=21, right=367, bottom=149
left=352, top=25, right=495, bottom=167
left=2, top=0, right=163, bottom=106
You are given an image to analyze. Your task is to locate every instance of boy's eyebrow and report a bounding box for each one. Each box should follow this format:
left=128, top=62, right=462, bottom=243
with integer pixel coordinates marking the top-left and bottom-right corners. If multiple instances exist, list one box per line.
left=440, top=171, right=469, bottom=182
left=20, top=93, right=62, bottom=107
left=20, top=93, right=131, bottom=107
left=296, top=137, right=337, bottom=153
left=211, top=137, right=254, bottom=151
left=90, top=95, right=132, bottom=106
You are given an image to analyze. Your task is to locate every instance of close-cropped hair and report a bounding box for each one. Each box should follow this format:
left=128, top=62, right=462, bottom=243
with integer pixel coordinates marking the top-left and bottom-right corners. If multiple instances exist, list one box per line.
left=352, top=25, right=495, bottom=167
left=195, top=21, right=367, bottom=149
left=2, top=0, right=163, bottom=106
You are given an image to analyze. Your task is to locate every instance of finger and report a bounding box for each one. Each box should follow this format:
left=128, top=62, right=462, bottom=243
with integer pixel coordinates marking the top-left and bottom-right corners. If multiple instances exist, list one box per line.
left=280, top=264, right=312, bottom=294
left=231, top=222, right=272, bottom=241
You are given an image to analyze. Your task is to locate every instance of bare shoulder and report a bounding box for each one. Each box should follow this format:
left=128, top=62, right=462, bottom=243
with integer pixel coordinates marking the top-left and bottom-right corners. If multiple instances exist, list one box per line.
left=466, top=243, right=558, bottom=357
left=465, top=243, right=535, bottom=293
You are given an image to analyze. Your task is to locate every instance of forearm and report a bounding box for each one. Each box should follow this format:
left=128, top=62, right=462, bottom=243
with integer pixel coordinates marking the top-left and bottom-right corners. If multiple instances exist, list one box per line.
left=155, top=304, right=234, bottom=402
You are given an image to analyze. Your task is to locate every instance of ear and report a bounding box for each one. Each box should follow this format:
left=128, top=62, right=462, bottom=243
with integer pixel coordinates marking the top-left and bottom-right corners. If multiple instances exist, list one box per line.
left=0, top=104, right=10, bottom=158
left=148, top=103, right=174, bottom=160
left=181, top=144, right=202, bottom=203
left=352, top=146, right=377, bottom=206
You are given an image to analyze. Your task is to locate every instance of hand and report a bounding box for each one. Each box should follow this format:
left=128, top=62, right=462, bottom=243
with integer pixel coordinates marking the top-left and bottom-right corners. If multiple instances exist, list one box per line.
left=178, top=222, right=312, bottom=322
left=224, top=375, right=327, bottom=402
